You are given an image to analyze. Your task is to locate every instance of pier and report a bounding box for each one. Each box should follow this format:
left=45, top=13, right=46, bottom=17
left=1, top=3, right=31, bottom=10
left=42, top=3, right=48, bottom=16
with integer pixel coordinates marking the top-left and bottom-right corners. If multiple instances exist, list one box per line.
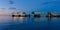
left=46, top=12, right=60, bottom=17
left=11, top=12, right=60, bottom=18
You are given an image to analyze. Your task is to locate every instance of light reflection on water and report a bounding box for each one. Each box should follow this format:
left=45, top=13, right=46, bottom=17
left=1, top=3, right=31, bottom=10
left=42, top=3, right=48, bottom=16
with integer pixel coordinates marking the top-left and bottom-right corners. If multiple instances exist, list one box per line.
left=12, top=17, right=30, bottom=23
left=0, top=16, right=60, bottom=24
left=0, top=16, right=60, bottom=30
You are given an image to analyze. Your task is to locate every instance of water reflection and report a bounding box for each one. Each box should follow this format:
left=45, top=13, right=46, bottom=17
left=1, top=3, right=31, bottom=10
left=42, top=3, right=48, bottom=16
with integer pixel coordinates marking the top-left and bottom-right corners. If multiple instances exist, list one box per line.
left=32, top=17, right=41, bottom=22
left=46, top=17, right=60, bottom=22
left=46, top=17, right=52, bottom=22
left=0, top=16, right=60, bottom=30
left=32, top=17, right=60, bottom=23
left=0, top=15, right=60, bottom=24
left=12, top=17, right=29, bottom=23
left=0, top=16, right=12, bottom=24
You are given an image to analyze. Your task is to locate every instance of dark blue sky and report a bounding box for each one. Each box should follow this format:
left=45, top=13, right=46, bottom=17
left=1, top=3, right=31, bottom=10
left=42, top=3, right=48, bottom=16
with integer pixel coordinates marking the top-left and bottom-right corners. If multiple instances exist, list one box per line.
left=0, top=0, right=60, bottom=13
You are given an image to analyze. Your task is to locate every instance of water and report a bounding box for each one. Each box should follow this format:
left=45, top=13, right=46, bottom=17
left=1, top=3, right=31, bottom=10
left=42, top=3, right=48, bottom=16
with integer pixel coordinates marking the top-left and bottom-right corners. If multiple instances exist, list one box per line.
left=0, top=16, right=60, bottom=30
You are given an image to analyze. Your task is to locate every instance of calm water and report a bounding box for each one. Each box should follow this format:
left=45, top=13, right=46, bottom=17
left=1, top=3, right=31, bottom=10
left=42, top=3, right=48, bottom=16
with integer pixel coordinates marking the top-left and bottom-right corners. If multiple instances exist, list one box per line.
left=0, top=16, right=60, bottom=30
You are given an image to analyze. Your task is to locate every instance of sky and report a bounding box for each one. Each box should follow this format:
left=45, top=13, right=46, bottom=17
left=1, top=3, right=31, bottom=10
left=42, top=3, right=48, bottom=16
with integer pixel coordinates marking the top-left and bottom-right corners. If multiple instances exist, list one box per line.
left=0, top=0, right=60, bottom=14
